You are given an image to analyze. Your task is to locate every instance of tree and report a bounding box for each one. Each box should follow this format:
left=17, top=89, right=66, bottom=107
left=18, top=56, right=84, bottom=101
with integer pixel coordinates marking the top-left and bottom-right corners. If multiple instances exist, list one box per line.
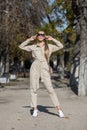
left=0, top=0, right=10, bottom=73
left=71, top=0, right=87, bottom=96
left=39, top=0, right=76, bottom=74
left=0, top=0, right=77, bottom=80
left=0, top=0, right=48, bottom=75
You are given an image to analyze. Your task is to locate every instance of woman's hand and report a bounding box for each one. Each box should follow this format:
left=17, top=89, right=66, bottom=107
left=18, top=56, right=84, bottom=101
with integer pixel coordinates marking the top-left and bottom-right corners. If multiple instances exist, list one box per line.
left=29, top=35, right=36, bottom=41
left=45, top=35, right=54, bottom=41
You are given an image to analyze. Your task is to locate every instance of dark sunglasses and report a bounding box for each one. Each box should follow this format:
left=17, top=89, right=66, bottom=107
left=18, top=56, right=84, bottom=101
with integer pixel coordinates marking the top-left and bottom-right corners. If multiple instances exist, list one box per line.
left=37, top=33, right=45, bottom=37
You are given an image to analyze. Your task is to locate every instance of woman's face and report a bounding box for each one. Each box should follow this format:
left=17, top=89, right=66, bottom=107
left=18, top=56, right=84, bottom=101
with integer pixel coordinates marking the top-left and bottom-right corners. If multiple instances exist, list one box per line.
left=37, top=31, right=45, bottom=42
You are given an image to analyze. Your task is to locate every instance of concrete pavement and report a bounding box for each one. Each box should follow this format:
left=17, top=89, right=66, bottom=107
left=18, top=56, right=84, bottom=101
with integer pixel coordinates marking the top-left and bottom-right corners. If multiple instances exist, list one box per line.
left=0, top=75, right=87, bottom=130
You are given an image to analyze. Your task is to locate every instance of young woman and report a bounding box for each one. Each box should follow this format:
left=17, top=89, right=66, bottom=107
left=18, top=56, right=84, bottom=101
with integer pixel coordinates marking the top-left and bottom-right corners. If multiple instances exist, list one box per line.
left=19, top=31, right=64, bottom=118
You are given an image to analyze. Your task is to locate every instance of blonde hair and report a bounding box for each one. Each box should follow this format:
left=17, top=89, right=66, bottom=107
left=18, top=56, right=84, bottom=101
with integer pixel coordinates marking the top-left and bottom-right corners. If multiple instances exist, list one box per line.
left=44, top=40, right=51, bottom=73
left=44, top=39, right=49, bottom=63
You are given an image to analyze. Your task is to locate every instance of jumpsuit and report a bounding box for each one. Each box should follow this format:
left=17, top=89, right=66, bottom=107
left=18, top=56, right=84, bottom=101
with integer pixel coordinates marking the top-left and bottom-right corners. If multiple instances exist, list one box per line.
left=19, top=38, right=63, bottom=108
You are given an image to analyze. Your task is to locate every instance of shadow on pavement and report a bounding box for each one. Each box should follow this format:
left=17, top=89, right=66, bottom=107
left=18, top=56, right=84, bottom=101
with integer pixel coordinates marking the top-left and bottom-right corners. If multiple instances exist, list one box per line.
left=23, top=105, right=59, bottom=117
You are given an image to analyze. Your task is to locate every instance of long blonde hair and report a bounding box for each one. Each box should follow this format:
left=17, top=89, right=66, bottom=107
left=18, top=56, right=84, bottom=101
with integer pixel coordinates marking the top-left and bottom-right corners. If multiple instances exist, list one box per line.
left=44, top=39, right=49, bottom=63
left=44, top=39, right=52, bottom=73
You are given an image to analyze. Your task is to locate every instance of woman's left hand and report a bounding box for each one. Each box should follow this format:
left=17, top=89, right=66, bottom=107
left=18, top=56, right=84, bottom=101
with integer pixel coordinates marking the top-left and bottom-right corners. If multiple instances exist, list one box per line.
left=45, top=36, right=54, bottom=41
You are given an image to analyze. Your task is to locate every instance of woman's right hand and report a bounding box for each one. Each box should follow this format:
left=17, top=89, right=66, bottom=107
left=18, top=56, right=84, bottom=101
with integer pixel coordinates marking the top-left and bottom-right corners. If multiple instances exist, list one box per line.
left=29, top=35, right=36, bottom=41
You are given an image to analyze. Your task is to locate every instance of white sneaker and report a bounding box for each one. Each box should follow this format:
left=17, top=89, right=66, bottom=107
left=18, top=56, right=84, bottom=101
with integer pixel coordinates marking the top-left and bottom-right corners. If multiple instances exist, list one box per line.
left=32, top=109, right=38, bottom=117
left=58, top=110, right=64, bottom=118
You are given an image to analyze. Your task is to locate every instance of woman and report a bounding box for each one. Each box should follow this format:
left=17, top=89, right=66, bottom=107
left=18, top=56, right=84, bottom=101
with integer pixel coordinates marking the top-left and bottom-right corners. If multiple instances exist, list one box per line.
left=19, top=31, right=64, bottom=118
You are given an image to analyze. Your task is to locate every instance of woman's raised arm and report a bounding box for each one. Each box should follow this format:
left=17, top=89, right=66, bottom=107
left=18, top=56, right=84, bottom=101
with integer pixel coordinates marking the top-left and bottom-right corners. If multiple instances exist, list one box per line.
left=46, top=36, right=64, bottom=52
left=19, top=36, right=36, bottom=51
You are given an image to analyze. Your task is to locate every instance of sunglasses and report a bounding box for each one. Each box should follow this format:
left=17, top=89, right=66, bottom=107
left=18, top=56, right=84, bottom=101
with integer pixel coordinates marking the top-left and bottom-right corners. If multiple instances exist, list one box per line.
left=37, top=33, right=45, bottom=37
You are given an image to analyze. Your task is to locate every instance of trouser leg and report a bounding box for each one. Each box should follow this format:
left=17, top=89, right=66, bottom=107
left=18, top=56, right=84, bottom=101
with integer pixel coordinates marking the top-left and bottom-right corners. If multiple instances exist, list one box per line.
left=30, top=88, right=37, bottom=108
left=43, top=73, right=60, bottom=107
left=30, top=70, right=40, bottom=108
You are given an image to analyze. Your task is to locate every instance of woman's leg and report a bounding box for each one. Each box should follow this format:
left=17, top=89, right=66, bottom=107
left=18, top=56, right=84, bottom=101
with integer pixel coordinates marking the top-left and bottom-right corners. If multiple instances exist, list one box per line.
left=42, top=71, right=64, bottom=117
left=43, top=75, right=60, bottom=108
left=30, top=78, right=40, bottom=108
left=30, top=68, right=40, bottom=110
left=30, top=70, right=40, bottom=117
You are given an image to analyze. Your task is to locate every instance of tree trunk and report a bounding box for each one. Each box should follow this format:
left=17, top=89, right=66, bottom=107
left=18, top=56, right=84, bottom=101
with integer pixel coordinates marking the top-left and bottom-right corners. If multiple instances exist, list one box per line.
left=70, top=21, right=80, bottom=94
left=71, top=0, right=87, bottom=96
left=4, top=0, right=9, bottom=73
left=0, top=58, right=4, bottom=76
left=78, top=15, right=87, bottom=96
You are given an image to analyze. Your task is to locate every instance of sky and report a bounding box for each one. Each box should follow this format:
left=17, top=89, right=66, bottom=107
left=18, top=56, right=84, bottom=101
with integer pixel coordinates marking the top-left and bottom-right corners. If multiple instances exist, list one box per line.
left=47, top=0, right=55, bottom=5
left=45, top=0, right=68, bottom=32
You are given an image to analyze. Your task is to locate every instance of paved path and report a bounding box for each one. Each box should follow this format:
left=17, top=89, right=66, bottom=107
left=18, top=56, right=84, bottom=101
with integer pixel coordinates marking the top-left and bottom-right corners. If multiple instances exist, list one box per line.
left=0, top=76, right=87, bottom=130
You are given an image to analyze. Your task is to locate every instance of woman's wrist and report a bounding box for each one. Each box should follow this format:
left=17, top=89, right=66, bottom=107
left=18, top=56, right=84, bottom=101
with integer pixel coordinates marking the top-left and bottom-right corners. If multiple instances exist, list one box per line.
left=50, top=37, right=57, bottom=41
left=29, top=35, right=36, bottom=41
left=52, top=38, right=63, bottom=48
left=52, top=38, right=58, bottom=42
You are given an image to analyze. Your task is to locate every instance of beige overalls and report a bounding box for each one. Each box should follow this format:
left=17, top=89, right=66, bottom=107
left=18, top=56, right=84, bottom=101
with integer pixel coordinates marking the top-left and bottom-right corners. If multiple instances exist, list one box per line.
left=19, top=38, right=63, bottom=108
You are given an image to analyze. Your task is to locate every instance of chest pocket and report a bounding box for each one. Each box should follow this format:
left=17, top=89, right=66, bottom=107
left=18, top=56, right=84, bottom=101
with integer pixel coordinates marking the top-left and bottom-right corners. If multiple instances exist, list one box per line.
left=32, top=49, right=40, bottom=57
